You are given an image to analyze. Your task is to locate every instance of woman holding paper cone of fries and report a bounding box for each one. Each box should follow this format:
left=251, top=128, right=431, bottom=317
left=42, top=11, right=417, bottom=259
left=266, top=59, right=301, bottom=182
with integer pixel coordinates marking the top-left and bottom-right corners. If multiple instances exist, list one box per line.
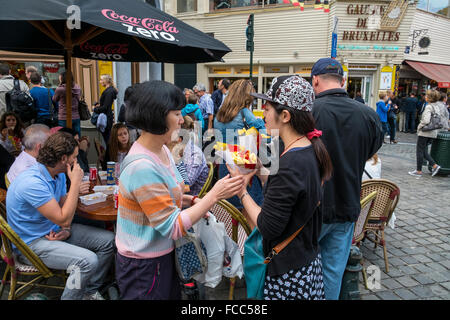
left=214, top=79, right=266, bottom=222
left=227, top=75, right=332, bottom=300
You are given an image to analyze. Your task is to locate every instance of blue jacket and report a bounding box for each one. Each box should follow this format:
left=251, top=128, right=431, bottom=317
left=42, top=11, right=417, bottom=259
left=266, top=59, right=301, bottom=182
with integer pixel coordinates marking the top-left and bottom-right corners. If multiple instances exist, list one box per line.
left=214, top=108, right=266, bottom=145
left=376, top=100, right=389, bottom=123
left=30, top=86, right=55, bottom=119
left=182, top=104, right=205, bottom=129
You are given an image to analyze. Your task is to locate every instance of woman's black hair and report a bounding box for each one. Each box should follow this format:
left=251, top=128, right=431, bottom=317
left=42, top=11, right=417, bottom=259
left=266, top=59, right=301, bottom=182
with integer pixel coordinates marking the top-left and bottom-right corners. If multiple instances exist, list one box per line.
left=125, top=80, right=185, bottom=135
left=272, top=103, right=333, bottom=181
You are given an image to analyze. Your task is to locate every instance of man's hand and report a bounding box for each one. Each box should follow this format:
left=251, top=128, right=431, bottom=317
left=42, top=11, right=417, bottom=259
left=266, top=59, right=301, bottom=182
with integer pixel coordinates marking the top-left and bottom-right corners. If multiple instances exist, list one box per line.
left=45, top=229, right=70, bottom=241
left=67, top=159, right=83, bottom=186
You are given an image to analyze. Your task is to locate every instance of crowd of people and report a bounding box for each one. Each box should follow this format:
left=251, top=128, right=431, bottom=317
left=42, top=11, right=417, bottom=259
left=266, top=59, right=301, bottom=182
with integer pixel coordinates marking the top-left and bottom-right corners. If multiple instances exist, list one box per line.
left=0, top=56, right=448, bottom=301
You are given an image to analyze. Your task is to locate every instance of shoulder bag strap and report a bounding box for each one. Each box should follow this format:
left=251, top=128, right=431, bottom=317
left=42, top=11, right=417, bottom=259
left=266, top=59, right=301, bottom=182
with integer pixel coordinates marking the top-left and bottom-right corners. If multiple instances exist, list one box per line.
left=364, top=168, right=373, bottom=180
left=264, top=200, right=320, bottom=264
left=14, top=79, right=20, bottom=90
left=240, top=109, right=249, bottom=130
left=47, top=89, right=54, bottom=116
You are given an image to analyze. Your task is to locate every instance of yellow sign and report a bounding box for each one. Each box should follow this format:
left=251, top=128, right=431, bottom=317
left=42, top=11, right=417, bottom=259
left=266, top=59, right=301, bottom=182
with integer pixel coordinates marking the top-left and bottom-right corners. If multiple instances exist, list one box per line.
left=235, top=67, right=259, bottom=75
left=380, top=65, right=395, bottom=91
left=210, top=67, right=231, bottom=74
left=342, top=65, right=349, bottom=89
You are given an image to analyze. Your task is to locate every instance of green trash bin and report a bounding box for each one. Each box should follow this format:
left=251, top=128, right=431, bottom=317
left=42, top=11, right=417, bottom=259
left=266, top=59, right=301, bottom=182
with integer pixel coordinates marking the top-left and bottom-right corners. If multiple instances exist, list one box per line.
left=429, top=130, right=450, bottom=175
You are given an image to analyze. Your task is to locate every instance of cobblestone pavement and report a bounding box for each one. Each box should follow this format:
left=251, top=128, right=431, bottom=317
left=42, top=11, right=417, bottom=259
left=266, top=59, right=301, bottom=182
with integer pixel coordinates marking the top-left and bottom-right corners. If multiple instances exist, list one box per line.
left=1, top=133, right=448, bottom=300
left=358, top=132, right=450, bottom=300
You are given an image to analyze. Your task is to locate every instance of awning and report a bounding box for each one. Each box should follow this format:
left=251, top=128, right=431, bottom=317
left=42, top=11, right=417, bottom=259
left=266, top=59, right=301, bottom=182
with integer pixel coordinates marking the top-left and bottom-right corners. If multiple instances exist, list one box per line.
left=405, top=60, right=450, bottom=88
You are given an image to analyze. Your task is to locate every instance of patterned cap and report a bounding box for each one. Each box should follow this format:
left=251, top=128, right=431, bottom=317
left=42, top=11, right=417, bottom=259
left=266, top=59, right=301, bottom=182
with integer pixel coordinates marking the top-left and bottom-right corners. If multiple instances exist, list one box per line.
left=251, top=75, right=314, bottom=112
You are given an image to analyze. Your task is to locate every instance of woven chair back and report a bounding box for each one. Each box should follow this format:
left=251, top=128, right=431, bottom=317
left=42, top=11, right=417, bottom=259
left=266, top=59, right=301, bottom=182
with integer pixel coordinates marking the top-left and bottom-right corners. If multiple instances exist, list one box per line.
left=354, top=191, right=377, bottom=243
left=209, top=200, right=251, bottom=256
left=360, top=179, right=400, bottom=223
left=0, top=209, right=53, bottom=278
left=198, top=162, right=214, bottom=198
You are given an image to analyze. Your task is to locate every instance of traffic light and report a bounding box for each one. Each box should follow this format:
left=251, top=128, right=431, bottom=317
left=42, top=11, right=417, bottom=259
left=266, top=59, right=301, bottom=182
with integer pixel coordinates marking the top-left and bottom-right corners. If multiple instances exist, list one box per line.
left=246, top=14, right=254, bottom=52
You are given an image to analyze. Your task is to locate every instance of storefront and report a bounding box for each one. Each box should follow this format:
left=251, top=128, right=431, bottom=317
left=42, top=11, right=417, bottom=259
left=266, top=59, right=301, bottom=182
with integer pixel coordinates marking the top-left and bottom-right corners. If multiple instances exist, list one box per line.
left=0, top=51, right=65, bottom=89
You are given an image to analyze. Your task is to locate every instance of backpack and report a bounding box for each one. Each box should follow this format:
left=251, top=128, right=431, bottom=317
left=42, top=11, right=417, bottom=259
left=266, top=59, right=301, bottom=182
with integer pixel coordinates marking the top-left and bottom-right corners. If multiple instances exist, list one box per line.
left=5, top=79, right=36, bottom=122
left=186, top=107, right=200, bottom=121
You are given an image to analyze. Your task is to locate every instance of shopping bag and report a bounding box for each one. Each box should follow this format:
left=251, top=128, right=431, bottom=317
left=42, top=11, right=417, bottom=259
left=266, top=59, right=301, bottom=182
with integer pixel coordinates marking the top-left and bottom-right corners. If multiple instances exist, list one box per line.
left=174, top=228, right=208, bottom=282
left=192, top=214, right=226, bottom=288
left=243, top=227, right=266, bottom=299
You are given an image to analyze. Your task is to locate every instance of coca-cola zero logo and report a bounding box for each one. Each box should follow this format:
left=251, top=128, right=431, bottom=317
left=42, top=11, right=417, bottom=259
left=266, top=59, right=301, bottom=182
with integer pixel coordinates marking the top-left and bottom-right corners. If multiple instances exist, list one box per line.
left=80, top=42, right=129, bottom=60
left=102, top=9, right=179, bottom=42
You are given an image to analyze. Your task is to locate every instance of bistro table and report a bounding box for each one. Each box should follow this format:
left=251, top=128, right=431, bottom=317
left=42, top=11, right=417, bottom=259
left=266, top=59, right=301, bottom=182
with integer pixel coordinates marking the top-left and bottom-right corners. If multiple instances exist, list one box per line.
left=76, top=184, right=191, bottom=222
left=77, top=194, right=117, bottom=222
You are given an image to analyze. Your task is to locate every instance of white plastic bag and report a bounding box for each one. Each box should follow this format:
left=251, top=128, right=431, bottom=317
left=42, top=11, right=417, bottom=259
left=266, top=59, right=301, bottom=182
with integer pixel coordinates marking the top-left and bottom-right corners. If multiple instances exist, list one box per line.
left=222, top=233, right=243, bottom=279
left=192, top=213, right=226, bottom=288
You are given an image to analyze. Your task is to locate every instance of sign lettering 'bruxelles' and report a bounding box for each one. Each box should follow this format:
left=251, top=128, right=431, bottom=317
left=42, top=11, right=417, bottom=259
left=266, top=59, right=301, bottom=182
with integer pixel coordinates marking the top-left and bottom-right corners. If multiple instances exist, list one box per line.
left=342, top=4, right=400, bottom=42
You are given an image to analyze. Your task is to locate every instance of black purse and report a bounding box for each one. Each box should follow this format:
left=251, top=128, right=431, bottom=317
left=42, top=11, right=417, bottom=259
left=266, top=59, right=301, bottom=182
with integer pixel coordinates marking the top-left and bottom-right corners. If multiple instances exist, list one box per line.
left=78, top=96, right=91, bottom=121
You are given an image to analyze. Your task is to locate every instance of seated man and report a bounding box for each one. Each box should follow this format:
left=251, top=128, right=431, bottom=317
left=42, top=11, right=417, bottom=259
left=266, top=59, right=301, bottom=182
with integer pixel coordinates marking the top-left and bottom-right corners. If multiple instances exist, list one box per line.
left=7, top=124, right=50, bottom=184
left=6, top=132, right=115, bottom=300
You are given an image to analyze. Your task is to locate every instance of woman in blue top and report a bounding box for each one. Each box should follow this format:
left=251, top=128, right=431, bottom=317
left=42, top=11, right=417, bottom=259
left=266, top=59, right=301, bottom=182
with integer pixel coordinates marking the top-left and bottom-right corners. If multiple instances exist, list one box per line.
left=376, top=91, right=390, bottom=144
left=214, top=79, right=266, bottom=225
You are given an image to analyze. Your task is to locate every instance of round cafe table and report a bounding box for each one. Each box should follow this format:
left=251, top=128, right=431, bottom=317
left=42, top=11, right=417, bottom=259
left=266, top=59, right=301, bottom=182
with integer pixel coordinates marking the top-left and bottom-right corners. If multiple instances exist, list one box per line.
left=77, top=194, right=117, bottom=222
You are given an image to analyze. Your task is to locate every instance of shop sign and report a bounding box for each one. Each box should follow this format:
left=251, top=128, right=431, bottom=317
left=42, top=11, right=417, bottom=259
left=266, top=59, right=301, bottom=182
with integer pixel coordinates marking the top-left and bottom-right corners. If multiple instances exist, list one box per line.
left=264, top=66, right=289, bottom=73
left=338, top=45, right=399, bottom=51
left=43, top=63, right=60, bottom=73
left=236, top=67, right=258, bottom=75
left=438, top=82, right=450, bottom=88
left=342, top=1, right=407, bottom=42
left=210, top=67, right=231, bottom=74
left=348, top=64, right=377, bottom=70
left=380, top=66, right=393, bottom=90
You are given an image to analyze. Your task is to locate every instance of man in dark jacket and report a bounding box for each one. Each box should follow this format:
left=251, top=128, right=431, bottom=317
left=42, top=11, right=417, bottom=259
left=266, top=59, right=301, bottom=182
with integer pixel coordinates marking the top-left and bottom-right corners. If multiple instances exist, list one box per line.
left=403, top=92, right=420, bottom=133
left=311, top=58, right=383, bottom=300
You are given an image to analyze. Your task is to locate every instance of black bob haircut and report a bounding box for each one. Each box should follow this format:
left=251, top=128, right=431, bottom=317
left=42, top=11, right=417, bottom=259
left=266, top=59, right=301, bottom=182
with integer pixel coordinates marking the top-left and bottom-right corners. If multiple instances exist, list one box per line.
left=125, top=80, right=185, bottom=135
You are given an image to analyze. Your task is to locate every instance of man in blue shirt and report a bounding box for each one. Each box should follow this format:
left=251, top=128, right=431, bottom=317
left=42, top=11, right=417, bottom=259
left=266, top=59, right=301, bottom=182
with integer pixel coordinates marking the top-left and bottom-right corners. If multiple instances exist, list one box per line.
left=6, top=131, right=115, bottom=300
left=29, top=72, right=56, bottom=127
left=193, top=83, right=215, bottom=135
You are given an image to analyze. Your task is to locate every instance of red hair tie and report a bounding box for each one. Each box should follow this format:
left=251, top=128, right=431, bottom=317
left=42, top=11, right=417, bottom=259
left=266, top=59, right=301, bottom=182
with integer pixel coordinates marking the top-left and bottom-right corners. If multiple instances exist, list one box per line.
left=307, top=129, right=322, bottom=140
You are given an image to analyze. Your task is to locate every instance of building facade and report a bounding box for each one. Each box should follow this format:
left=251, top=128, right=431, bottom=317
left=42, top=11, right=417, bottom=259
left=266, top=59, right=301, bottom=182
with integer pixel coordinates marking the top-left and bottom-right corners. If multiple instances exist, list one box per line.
left=164, top=0, right=449, bottom=109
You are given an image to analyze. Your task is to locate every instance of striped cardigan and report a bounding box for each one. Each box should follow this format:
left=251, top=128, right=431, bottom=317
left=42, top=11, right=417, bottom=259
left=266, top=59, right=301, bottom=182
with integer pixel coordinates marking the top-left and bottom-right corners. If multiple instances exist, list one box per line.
left=115, top=142, right=191, bottom=259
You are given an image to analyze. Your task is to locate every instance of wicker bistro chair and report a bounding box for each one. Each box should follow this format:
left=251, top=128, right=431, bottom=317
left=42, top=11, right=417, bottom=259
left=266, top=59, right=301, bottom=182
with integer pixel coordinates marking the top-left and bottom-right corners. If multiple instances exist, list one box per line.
left=94, top=138, right=105, bottom=170
left=209, top=199, right=252, bottom=300
left=359, top=179, right=400, bottom=273
left=197, top=162, right=214, bottom=198
left=0, top=203, right=66, bottom=300
left=353, top=191, right=378, bottom=289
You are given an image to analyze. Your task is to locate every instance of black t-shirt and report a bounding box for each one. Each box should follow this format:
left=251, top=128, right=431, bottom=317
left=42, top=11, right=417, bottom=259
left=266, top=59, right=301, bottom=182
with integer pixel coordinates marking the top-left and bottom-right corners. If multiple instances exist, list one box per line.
left=257, top=145, right=323, bottom=277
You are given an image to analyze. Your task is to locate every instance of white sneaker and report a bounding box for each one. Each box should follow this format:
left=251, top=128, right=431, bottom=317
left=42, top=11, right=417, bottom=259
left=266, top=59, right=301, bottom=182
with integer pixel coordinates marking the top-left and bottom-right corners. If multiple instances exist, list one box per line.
left=431, top=165, right=441, bottom=177
left=408, top=170, right=422, bottom=177
left=83, top=291, right=105, bottom=300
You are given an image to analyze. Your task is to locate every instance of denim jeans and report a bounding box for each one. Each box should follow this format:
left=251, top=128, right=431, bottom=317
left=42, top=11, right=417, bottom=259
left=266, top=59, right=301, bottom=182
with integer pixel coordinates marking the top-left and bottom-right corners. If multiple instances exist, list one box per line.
left=405, top=111, right=416, bottom=132
left=416, top=136, right=436, bottom=171
left=19, top=223, right=115, bottom=300
left=388, top=115, right=396, bottom=141
left=58, top=119, right=81, bottom=137
left=318, top=222, right=355, bottom=300
left=381, top=122, right=389, bottom=139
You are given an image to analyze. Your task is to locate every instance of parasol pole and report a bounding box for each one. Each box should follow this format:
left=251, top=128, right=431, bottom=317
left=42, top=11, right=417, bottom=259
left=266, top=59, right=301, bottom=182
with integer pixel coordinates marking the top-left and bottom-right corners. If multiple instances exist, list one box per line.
left=64, top=25, right=73, bottom=129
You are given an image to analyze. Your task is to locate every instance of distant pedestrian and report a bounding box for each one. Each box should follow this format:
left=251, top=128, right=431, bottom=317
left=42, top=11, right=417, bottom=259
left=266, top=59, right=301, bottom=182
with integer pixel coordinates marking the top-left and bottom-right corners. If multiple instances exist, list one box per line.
left=52, top=71, right=82, bottom=137
left=408, top=89, right=444, bottom=178
left=193, top=83, right=214, bottom=134
left=93, top=74, right=118, bottom=145
left=404, top=92, right=420, bottom=133
left=387, top=90, right=399, bottom=144
left=354, top=91, right=365, bottom=104
left=310, top=57, right=383, bottom=300
left=376, top=91, right=390, bottom=143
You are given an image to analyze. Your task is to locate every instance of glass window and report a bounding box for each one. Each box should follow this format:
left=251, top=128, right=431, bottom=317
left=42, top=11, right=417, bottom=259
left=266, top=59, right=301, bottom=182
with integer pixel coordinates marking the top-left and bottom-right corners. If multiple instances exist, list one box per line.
left=178, top=0, right=197, bottom=13
left=417, top=0, right=449, bottom=16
